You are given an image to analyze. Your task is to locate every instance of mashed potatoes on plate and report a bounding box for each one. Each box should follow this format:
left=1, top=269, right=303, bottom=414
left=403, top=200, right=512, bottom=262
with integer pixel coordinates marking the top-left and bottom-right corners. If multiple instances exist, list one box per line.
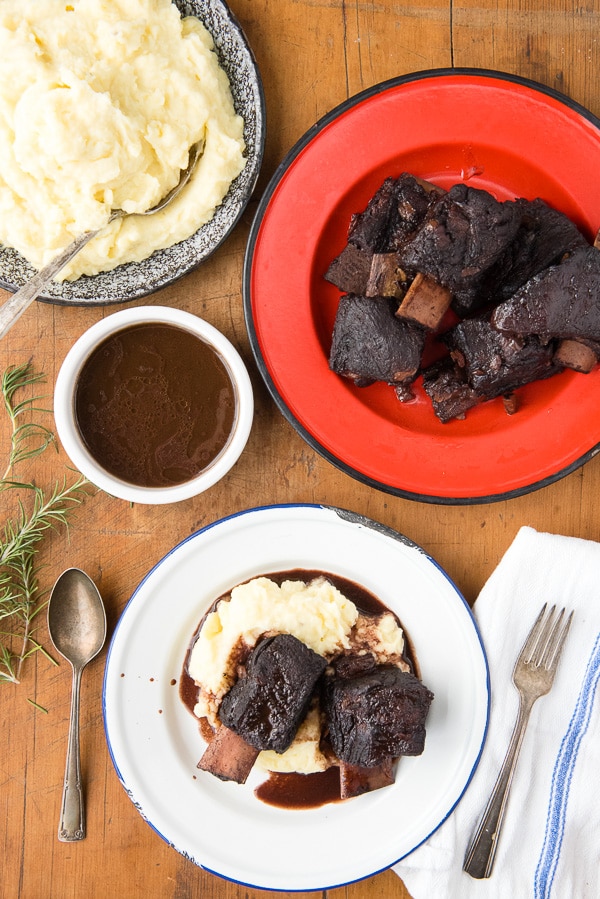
left=188, top=576, right=407, bottom=774
left=0, top=0, right=246, bottom=279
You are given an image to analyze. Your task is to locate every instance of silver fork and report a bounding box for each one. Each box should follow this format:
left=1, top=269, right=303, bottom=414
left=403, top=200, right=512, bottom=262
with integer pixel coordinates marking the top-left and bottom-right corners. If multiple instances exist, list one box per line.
left=463, top=603, right=573, bottom=879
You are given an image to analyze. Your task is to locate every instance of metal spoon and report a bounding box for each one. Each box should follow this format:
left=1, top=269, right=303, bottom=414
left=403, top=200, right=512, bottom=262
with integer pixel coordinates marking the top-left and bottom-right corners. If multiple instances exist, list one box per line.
left=48, top=567, right=107, bottom=842
left=0, top=140, right=204, bottom=339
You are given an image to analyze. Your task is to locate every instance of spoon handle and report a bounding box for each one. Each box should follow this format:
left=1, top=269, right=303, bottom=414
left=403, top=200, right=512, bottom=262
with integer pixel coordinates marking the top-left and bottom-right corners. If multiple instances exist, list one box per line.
left=0, top=227, right=103, bottom=340
left=58, top=665, right=85, bottom=842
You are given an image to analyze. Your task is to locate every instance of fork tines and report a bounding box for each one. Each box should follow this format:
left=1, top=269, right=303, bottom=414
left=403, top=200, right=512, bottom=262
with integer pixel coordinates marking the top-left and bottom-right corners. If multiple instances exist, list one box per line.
left=522, top=604, right=574, bottom=670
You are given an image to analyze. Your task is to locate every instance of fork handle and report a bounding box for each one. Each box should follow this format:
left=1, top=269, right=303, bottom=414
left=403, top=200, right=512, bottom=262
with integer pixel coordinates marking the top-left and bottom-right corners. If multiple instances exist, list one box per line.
left=463, top=694, right=536, bottom=878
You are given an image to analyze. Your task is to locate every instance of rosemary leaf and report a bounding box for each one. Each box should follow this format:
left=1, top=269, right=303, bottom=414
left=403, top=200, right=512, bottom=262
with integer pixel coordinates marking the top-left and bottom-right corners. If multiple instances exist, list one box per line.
left=0, top=361, right=89, bottom=687
left=1, top=362, right=56, bottom=481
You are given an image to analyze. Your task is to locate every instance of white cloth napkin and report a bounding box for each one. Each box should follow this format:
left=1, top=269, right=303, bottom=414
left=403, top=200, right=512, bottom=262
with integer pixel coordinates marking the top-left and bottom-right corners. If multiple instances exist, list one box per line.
left=394, top=526, right=600, bottom=898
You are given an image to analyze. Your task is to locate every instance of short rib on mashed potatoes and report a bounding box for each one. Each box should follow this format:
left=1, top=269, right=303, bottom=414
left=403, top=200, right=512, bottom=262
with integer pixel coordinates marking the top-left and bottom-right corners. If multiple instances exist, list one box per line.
left=187, top=575, right=434, bottom=800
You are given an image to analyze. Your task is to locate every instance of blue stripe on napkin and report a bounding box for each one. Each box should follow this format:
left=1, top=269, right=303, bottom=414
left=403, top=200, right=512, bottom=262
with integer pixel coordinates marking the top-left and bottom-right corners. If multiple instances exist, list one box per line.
left=534, top=632, right=600, bottom=899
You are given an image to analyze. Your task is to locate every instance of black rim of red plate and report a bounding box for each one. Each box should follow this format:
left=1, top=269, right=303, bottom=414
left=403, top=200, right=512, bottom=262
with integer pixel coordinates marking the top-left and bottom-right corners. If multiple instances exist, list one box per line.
left=242, top=67, right=600, bottom=505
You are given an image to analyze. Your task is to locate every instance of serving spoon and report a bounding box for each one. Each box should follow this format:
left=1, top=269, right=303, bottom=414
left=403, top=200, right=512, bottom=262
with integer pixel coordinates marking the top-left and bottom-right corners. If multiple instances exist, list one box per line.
left=0, top=140, right=203, bottom=340
left=47, top=567, right=107, bottom=842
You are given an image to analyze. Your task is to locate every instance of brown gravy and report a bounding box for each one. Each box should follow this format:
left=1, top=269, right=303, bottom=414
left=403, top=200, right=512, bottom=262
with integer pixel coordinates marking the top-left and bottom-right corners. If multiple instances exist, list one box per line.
left=180, top=569, right=415, bottom=809
left=254, top=767, right=342, bottom=810
left=75, top=322, right=236, bottom=488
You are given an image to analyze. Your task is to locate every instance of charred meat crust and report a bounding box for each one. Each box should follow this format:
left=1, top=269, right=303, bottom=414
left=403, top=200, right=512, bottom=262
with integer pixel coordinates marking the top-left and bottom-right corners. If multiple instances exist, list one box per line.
left=421, top=317, right=562, bottom=422
left=443, top=316, right=561, bottom=398
left=346, top=174, right=442, bottom=254
left=324, top=173, right=443, bottom=294
left=397, top=183, right=523, bottom=315
left=492, top=245, right=600, bottom=343
left=198, top=621, right=434, bottom=794
left=325, top=172, right=598, bottom=423
left=323, top=666, right=434, bottom=768
left=218, top=633, right=327, bottom=753
left=478, top=197, right=589, bottom=307
left=422, top=356, right=482, bottom=423
left=329, top=294, right=426, bottom=387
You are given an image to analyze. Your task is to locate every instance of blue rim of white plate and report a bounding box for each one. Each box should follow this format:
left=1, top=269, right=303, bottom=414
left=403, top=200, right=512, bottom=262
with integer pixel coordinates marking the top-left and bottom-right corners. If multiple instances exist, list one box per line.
left=102, top=503, right=490, bottom=891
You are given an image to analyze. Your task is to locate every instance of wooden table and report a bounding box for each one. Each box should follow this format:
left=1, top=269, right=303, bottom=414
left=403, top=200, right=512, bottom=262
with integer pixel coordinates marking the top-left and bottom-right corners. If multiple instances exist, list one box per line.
left=3, top=2, right=600, bottom=897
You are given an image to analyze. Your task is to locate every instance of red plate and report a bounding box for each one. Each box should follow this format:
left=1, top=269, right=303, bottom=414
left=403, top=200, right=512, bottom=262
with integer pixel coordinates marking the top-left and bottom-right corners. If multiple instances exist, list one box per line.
left=243, top=69, right=600, bottom=503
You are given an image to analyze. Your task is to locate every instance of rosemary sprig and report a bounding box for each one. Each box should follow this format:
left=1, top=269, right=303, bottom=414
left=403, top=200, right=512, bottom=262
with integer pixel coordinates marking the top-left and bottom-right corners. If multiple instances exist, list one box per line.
left=2, top=362, right=55, bottom=480
left=0, top=362, right=88, bottom=685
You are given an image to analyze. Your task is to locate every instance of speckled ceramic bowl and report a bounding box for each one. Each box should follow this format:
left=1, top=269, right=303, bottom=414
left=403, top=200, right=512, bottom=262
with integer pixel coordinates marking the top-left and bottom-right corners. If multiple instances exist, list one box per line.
left=0, top=0, right=265, bottom=305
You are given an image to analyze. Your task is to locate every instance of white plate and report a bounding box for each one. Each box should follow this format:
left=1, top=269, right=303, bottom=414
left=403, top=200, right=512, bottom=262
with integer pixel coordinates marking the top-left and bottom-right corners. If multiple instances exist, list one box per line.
left=103, top=504, right=489, bottom=891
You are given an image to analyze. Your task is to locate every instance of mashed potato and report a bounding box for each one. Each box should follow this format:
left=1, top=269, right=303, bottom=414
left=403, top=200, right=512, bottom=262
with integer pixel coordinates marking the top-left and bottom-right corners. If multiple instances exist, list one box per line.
left=0, top=0, right=246, bottom=279
left=188, top=576, right=407, bottom=774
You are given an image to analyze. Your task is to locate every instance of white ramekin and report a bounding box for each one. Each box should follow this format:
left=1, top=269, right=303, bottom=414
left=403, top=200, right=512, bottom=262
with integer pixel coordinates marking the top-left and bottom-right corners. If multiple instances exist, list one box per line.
left=54, top=306, right=254, bottom=504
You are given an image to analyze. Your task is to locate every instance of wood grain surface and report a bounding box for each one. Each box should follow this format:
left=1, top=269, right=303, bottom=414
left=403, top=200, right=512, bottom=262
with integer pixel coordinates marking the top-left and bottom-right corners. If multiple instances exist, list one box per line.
left=2, top=1, right=600, bottom=898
